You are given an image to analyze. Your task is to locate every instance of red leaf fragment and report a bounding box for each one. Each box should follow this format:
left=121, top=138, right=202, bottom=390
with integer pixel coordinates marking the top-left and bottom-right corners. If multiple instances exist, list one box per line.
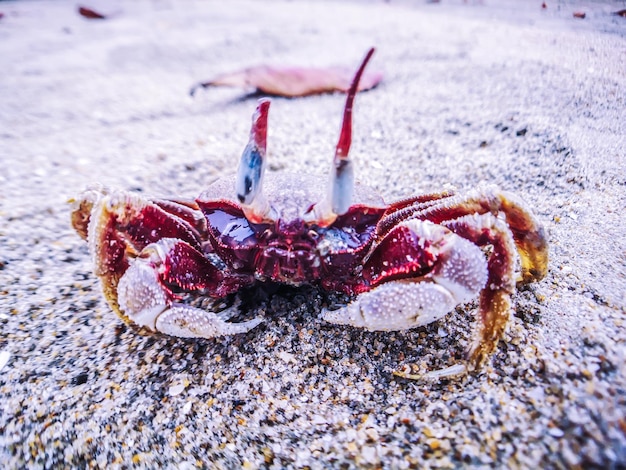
left=77, top=6, right=108, bottom=19
left=541, top=2, right=547, bottom=9
left=190, top=62, right=383, bottom=98
left=613, top=9, right=626, bottom=17
left=573, top=11, right=586, bottom=19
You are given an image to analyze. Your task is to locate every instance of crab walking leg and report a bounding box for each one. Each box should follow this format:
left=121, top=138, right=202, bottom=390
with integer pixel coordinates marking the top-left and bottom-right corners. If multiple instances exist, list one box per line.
left=323, top=219, right=488, bottom=334
left=151, top=198, right=207, bottom=242
left=409, top=186, right=548, bottom=284
left=376, top=190, right=456, bottom=239
left=442, top=213, right=518, bottom=369
left=117, top=238, right=261, bottom=338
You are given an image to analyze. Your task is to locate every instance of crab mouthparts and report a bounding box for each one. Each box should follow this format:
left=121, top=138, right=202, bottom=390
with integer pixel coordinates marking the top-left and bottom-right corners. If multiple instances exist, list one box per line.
left=235, top=48, right=376, bottom=226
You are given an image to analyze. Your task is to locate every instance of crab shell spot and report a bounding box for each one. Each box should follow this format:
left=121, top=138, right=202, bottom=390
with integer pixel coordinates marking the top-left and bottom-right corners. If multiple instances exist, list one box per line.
left=214, top=212, right=257, bottom=248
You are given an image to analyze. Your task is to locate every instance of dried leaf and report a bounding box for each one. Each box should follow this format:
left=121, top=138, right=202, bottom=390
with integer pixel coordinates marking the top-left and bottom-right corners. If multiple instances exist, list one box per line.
left=190, top=62, right=383, bottom=98
left=613, top=10, right=626, bottom=17
left=573, top=11, right=586, bottom=19
left=77, top=6, right=108, bottom=19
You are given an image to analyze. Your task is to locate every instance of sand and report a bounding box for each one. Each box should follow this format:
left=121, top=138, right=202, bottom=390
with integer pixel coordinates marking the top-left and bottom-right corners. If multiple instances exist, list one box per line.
left=1, top=0, right=625, bottom=467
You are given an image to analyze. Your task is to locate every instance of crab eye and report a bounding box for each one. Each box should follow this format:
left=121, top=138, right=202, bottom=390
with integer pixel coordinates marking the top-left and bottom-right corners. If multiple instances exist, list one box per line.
left=236, top=144, right=263, bottom=204
left=330, top=158, right=354, bottom=216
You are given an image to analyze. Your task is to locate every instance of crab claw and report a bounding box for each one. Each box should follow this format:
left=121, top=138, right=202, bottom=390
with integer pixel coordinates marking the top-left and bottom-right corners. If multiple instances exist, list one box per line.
left=118, top=238, right=262, bottom=338
left=236, top=98, right=275, bottom=223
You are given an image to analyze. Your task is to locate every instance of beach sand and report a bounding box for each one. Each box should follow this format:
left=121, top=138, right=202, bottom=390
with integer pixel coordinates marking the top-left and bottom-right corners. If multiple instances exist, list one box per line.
left=1, top=0, right=625, bottom=467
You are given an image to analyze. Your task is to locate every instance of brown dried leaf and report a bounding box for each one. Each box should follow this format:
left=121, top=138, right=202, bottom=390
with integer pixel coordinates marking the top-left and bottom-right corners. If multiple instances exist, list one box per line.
left=613, top=9, right=626, bottom=17
left=77, top=6, right=108, bottom=20
left=190, top=64, right=383, bottom=98
left=573, top=11, right=586, bottom=19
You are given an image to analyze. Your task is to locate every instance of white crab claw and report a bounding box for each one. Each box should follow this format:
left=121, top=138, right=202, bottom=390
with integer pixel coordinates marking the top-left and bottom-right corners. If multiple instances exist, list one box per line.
left=322, top=280, right=458, bottom=331
left=117, top=249, right=263, bottom=338
left=155, top=304, right=263, bottom=338
left=323, top=221, right=488, bottom=332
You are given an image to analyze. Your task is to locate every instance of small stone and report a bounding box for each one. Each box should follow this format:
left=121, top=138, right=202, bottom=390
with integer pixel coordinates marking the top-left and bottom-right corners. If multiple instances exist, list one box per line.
left=365, top=428, right=379, bottom=442
left=0, top=350, right=11, bottom=371
left=360, top=445, right=377, bottom=463
left=181, top=401, right=192, bottom=415
left=561, top=441, right=581, bottom=466
left=428, top=438, right=441, bottom=450
left=548, top=427, right=564, bottom=438
left=169, top=382, right=186, bottom=396
left=278, top=351, right=296, bottom=364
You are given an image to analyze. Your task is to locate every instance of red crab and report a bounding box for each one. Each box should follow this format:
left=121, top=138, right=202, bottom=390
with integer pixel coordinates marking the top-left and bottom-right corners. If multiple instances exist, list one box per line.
left=71, top=49, right=548, bottom=375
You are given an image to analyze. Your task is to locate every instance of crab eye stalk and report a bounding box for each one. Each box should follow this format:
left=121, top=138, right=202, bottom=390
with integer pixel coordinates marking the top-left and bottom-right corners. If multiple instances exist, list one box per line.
left=332, top=47, right=375, bottom=213
left=305, top=48, right=376, bottom=227
left=236, top=98, right=275, bottom=223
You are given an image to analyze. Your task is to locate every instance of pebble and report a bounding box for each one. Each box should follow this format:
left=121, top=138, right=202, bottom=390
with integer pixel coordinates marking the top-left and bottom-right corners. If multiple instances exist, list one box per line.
left=0, top=351, right=11, bottom=372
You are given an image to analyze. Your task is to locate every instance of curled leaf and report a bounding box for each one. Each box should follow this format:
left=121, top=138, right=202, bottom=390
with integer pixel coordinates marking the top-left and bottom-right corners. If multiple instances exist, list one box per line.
left=190, top=61, right=383, bottom=98
left=573, top=11, right=586, bottom=19
left=77, top=6, right=108, bottom=19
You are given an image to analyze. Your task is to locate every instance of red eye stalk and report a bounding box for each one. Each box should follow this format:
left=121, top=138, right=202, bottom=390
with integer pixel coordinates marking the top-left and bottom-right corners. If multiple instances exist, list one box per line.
left=335, top=47, right=375, bottom=162
left=329, top=47, right=376, bottom=219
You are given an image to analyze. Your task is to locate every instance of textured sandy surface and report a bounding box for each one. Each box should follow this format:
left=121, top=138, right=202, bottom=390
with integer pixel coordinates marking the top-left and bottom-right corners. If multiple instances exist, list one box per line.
left=1, top=0, right=625, bottom=468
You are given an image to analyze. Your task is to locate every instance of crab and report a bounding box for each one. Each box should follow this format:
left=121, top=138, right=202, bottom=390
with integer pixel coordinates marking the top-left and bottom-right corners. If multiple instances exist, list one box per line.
left=70, top=48, right=548, bottom=376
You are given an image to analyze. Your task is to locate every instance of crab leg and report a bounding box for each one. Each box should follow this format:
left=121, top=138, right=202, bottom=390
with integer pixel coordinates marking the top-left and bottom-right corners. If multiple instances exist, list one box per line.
left=376, top=190, right=456, bottom=238
left=117, top=239, right=260, bottom=338
left=441, top=213, right=518, bottom=368
left=324, top=211, right=526, bottom=371
left=394, top=186, right=548, bottom=284
left=151, top=198, right=207, bottom=241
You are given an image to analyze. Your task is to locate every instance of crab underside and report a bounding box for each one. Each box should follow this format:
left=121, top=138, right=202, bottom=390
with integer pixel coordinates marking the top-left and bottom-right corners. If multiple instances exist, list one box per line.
left=70, top=49, right=548, bottom=376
